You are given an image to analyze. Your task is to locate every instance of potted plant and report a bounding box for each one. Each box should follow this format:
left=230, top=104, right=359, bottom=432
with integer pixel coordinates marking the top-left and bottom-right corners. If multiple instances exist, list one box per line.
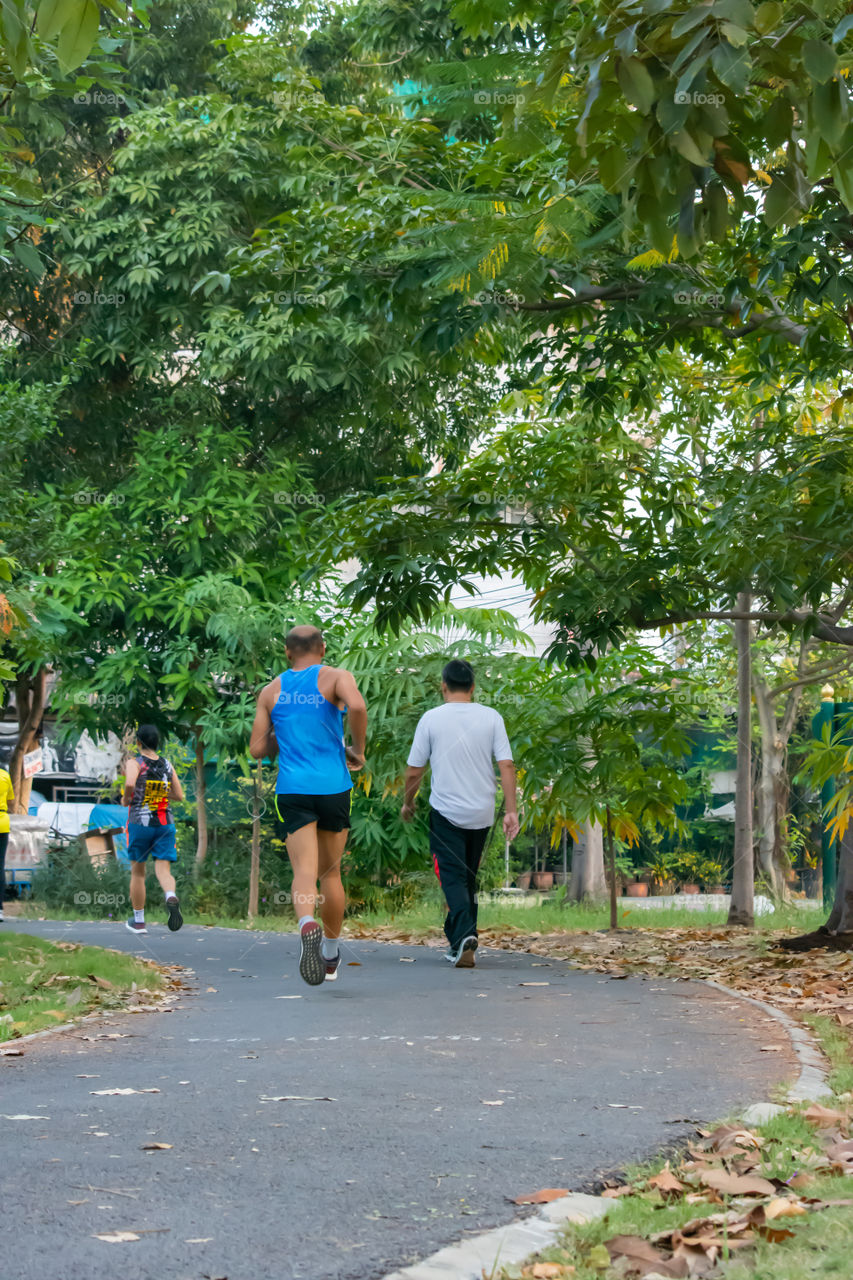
left=516, top=869, right=533, bottom=890
left=698, top=858, right=725, bottom=894
left=676, top=851, right=701, bottom=894
left=532, top=869, right=554, bottom=890
left=647, top=851, right=678, bottom=896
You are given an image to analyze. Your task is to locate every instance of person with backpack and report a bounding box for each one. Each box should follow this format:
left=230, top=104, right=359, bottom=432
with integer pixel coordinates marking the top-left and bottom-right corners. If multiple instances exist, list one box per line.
left=122, top=724, right=185, bottom=935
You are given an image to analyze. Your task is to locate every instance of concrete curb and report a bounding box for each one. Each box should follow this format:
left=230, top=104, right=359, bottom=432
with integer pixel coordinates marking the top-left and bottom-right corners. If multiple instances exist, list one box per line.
left=381, top=1193, right=611, bottom=1280
left=380, top=961, right=834, bottom=1279
left=702, top=978, right=832, bottom=1103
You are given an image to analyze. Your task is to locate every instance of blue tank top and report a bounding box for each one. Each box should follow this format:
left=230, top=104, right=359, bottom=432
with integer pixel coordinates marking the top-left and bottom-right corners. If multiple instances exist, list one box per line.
left=270, top=666, right=352, bottom=795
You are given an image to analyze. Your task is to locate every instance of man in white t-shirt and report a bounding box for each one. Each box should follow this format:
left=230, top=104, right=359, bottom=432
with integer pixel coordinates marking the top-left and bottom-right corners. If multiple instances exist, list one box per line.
left=401, top=659, right=519, bottom=967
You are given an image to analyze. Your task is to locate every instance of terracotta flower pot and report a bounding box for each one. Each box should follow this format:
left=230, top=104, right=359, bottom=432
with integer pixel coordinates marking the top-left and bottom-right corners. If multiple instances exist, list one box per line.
left=653, top=879, right=676, bottom=896
left=532, top=871, right=554, bottom=890
left=516, top=870, right=532, bottom=890
left=707, top=885, right=726, bottom=895
left=626, top=882, right=649, bottom=897
left=681, top=884, right=700, bottom=894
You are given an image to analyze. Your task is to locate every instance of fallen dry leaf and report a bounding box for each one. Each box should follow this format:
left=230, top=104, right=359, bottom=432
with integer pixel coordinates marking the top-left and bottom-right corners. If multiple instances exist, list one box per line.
left=513, top=1189, right=569, bottom=1205
left=527, top=1264, right=575, bottom=1278
left=93, top=1232, right=140, bottom=1243
left=519, top=982, right=550, bottom=987
left=803, top=1103, right=848, bottom=1127
left=481, top=1100, right=504, bottom=1106
left=604, top=1234, right=687, bottom=1277
left=699, top=1169, right=777, bottom=1197
left=87, top=974, right=114, bottom=989
left=141, top=1143, right=172, bottom=1151
left=763, top=1197, right=807, bottom=1220
left=648, top=1164, right=685, bottom=1197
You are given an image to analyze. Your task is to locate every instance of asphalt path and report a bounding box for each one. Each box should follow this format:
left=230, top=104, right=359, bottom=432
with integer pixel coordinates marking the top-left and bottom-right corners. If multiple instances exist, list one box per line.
left=1, top=919, right=793, bottom=1280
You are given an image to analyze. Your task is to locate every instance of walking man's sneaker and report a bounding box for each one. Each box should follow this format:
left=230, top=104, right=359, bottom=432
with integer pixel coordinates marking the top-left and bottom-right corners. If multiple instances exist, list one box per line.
left=445, top=947, right=459, bottom=963
left=324, top=953, right=341, bottom=982
left=455, top=935, right=478, bottom=968
left=166, top=897, right=183, bottom=932
left=298, top=920, right=325, bottom=986
left=125, top=918, right=148, bottom=934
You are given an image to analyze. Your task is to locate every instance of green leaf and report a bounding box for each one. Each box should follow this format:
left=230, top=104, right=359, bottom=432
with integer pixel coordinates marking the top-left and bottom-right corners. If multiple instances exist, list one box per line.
left=36, top=0, right=80, bottom=41
left=754, top=1, right=782, bottom=34
left=833, top=13, right=853, bottom=42
left=56, top=0, right=99, bottom=72
left=12, top=238, right=43, bottom=276
left=721, top=22, right=749, bottom=45
left=617, top=56, right=657, bottom=114
left=764, top=95, right=793, bottom=149
left=711, top=41, right=751, bottom=93
left=673, top=128, right=711, bottom=166
left=802, top=40, right=838, bottom=84
left=812, top=78, right=848, bottom=149
left=763, top=170, right=802, bottom=227
left=672, top=6, right=712, bottom=38
left=703, top=180, right=729, bottom=240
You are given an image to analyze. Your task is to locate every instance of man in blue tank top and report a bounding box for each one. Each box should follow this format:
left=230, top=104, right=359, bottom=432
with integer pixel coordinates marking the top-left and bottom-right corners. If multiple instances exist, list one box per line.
left=250, top=625, right=367, bottom=986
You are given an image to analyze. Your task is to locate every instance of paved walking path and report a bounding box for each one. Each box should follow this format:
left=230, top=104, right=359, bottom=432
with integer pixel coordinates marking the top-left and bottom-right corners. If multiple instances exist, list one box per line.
left=1, top=919, right=793, bottom=1280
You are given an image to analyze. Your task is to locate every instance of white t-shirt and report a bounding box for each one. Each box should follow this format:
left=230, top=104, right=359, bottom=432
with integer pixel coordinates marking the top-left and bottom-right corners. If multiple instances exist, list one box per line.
left=407, top=702, right=513, bottom=830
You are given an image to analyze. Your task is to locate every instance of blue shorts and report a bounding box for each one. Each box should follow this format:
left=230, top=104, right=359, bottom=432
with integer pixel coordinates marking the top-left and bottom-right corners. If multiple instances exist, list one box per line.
left=127, top=822, right=178, bottom=863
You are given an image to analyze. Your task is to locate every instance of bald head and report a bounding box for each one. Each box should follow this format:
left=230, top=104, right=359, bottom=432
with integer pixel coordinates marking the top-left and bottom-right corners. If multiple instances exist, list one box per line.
left=285, top=625, right=325, bottom=658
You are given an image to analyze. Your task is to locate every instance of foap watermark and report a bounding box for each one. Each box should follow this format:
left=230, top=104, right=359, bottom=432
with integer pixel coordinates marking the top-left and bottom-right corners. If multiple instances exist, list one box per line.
left=74, top=891, right=126, bottom=907
left=276, top=691, right=327, bottom=708
left=72, top=291, right=125, bottom=306
left=272, top=890, right=326, bottom=906
left=489, top=690, right=524, bottom=708
left=274, top=290, right=327, bottom=307
left=475, top=290, right=522, bottom=308
left=473, top=491, right=518, bottom=506
left=272, top=89, right=325, bottom=109
left=273, top=491, right=326, bottom=507
left=73, top=91, right=127, bottom=107
left=474, top=90, right=526, bottom=106
left=674, top=90, right=724, bottom=107
left=73, top=490, right=126, bottom=506
left=673, top=289, right=725, bottom=308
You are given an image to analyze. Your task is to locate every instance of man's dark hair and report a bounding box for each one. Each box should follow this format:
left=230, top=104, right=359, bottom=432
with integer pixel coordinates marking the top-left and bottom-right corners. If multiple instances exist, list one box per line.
left=137, top=724, right=160, bottom=751
left=442, top=659, right=475, bottom=692
left=285, top=625, right=324, bottom=655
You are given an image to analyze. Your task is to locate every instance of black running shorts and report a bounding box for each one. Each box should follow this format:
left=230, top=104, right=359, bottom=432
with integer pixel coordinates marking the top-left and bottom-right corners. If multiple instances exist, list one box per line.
left=274, top=791, right=351, bottom=838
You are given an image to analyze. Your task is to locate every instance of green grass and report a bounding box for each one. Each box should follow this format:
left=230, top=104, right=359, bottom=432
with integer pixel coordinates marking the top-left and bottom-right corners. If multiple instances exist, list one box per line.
left=351, top=894, right=827, bottom=936
left=0, top=932, right=163, bottom=1041
left=18, top=893, right=827, bottom=938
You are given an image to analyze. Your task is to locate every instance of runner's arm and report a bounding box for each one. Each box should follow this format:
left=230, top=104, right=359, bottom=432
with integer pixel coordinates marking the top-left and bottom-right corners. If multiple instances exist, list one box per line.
left=401, top=765, right=426, bottom=820
left=169, top=766, right=185, bottom=803
left=497, top=759, right=519, bottom=840
left=334, top=669, right=367, bottom=760
left=249, top=686, right=278, bottom=760
left=122, top=757, right=139, bottom=807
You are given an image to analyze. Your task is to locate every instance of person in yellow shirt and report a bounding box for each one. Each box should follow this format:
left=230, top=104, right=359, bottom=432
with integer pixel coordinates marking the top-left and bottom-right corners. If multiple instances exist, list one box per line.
left=0, top=765, right=14, bottom=923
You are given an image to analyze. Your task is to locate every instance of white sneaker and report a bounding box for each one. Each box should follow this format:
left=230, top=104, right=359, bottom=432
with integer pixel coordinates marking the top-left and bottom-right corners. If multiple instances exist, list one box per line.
left=455, top=936, right=478, bottom=968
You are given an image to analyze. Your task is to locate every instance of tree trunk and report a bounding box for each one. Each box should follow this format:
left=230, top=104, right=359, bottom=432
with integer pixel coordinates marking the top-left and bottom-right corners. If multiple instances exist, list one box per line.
left=9, top=668, right=47, bottom=814
left=728, top=594, right=755, bottom=927
left=606, top=806, right=618, bottom=930
left=568, top=818, right=606, bottom=902
left=753, top=679, right=789, bottom=900
left=752, top=637, right=812, bottom=901
left=194, top=732, right=209, bottom=866
left=781, top=827, right=853, bottom=949
left=248, top=758, right=261, bottom=921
